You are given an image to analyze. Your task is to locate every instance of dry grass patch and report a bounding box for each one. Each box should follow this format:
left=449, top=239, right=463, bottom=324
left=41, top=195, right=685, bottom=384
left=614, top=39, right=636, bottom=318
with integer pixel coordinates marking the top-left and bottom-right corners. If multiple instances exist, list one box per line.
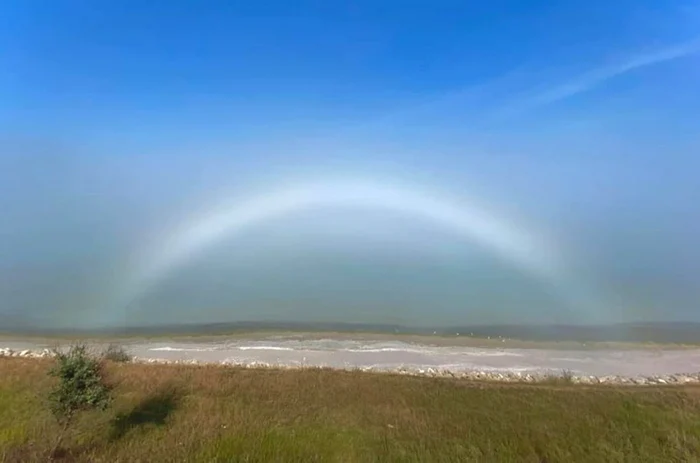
left=1, top=358, right=700, bottom=462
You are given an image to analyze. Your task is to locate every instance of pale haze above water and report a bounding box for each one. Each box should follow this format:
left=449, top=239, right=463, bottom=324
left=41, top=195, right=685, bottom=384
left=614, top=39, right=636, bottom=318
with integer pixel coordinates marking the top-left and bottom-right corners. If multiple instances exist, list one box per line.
left=1, top=2, right=699, bottom=330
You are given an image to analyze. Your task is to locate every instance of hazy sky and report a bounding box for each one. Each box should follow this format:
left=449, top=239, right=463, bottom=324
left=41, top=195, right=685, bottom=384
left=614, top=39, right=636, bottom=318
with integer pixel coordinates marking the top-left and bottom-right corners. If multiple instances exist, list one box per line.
left=1, top=1, right=699, bottom=329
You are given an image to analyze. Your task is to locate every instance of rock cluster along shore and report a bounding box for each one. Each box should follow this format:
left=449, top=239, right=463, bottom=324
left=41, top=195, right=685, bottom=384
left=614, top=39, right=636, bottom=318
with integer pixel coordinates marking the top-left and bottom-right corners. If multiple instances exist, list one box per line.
left=0, top=348, right=54, bottom=358
left=2, top=347, right=700, bottom=386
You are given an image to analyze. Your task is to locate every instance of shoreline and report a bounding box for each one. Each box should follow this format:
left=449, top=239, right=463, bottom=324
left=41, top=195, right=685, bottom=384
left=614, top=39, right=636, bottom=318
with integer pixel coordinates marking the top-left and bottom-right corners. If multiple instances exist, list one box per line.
left=3, top=345, right=700, bottom=387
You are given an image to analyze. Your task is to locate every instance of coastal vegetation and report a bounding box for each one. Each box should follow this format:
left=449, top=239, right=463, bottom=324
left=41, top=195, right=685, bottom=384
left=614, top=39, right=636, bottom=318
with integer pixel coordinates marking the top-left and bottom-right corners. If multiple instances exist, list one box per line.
left=1, top=351, right=700, bottom=462
left=46, top=345, right=112, bottom=459
left=102, top=344, right=132, bottom=363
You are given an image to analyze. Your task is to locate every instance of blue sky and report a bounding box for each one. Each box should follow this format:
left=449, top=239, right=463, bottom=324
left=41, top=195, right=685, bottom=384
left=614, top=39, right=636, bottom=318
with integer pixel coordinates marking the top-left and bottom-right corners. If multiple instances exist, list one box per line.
left=1, top=1, right=699, bottom=329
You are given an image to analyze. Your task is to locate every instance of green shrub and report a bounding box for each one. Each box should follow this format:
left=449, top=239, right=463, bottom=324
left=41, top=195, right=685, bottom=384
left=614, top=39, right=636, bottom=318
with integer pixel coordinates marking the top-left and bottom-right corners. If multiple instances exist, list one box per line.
left=103, top=343, right=132, bottom=363
left=47, top=344, right=112, bottom=458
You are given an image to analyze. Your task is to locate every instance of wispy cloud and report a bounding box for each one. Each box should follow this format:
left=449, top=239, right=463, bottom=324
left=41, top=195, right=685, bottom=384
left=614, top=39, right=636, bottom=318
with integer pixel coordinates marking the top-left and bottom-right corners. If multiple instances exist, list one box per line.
left=247, top=38, right=700, bottom=148
left=343, top=38, right=700, bottom=134
left=502, top=38, right=700, bottom=115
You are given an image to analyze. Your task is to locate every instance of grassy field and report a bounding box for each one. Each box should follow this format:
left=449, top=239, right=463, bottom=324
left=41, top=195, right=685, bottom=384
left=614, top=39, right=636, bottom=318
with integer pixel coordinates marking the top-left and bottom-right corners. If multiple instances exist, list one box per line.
left=1, top=358, right=700, bottom=462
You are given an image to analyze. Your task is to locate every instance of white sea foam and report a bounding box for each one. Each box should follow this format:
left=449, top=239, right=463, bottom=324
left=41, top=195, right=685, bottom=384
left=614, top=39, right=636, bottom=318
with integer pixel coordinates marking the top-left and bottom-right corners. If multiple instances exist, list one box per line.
left=466, top=350, right=524, bottom=357
left=344, top=347, right=436, bottom=354
left=150, top=346, right=219, bottom=352
left=237, top=346, right=296, bottom=351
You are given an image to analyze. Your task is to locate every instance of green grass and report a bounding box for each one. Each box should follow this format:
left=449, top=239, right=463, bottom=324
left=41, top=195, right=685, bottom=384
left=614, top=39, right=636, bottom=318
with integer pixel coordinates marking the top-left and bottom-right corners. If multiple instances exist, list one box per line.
left=1, top=358, right=700, bottom=462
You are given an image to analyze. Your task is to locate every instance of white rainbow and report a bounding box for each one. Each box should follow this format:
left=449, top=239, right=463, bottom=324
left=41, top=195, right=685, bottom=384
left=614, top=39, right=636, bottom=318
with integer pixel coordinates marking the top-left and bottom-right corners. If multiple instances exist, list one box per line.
left=111, top=180, right=603, bottom=322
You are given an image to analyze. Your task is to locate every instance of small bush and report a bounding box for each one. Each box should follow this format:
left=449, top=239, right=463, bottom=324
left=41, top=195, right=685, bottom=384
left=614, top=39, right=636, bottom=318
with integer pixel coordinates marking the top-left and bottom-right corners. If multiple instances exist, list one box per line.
left=561, top=369, right=574, bottom=383
left=104, top=343, right=132, bottom=363
left=47, top=344, right=112, bottom=457
left=541, top=369, right=575, bottom=386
